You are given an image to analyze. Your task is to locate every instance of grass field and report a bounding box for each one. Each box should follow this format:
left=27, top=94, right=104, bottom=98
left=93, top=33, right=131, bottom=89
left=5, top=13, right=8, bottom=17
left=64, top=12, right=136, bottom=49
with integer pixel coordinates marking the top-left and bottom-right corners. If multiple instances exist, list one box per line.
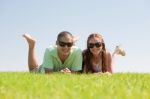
left=0, top=72, right=150, bottom=99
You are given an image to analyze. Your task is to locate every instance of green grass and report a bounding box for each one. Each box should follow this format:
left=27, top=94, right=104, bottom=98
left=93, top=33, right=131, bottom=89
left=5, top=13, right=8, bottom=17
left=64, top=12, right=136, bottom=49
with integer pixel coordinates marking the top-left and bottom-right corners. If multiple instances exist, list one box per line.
left=0, top=72, right=150, bottom=99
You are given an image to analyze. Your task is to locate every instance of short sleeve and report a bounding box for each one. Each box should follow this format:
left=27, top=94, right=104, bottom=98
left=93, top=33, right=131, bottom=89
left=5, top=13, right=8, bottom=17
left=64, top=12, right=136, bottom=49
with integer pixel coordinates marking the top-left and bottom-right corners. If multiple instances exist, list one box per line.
left=41, top=48, right=53, bottom=70
left=71, top=48, right=82, bottom=71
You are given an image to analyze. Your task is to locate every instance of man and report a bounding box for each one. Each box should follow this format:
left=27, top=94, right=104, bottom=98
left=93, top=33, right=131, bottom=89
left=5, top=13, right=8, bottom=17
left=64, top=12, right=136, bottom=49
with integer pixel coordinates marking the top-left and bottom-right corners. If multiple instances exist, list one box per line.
left=23, top=31, right=82, bottom=73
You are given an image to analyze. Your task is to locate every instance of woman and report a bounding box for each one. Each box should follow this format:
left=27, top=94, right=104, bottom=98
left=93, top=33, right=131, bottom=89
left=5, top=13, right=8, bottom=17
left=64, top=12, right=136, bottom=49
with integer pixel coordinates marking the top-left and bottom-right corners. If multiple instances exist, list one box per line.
left=23, top=31, right=82, bottom=73
left=82, top=33, right=125, bottom=73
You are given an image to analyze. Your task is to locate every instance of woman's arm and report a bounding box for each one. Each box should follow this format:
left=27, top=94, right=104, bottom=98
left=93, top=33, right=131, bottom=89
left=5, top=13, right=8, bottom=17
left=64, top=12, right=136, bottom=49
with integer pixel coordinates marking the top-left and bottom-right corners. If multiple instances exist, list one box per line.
left=106, top=51, right=113, bottom=73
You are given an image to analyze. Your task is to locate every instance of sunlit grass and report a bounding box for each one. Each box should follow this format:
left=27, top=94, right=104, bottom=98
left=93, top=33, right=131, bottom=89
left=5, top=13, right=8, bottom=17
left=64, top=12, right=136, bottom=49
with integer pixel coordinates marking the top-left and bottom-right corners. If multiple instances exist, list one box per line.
left=0, top=72, right=150, bottom=99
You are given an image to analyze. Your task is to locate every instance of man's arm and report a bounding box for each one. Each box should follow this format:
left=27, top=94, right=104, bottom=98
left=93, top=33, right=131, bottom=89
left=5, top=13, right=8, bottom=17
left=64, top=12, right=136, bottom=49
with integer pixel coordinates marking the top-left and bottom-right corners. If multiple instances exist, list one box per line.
left=44, top=68, right=53, bottom=74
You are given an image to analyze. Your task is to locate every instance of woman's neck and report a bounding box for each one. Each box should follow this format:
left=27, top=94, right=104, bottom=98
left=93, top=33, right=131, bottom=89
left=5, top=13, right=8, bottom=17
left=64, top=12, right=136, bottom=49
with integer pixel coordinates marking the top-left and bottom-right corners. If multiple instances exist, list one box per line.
left=92, top=53, right=102, bottom=64
left=92, top=53, right=102, bottom=59
left=92, top=55, right=99, bottom=59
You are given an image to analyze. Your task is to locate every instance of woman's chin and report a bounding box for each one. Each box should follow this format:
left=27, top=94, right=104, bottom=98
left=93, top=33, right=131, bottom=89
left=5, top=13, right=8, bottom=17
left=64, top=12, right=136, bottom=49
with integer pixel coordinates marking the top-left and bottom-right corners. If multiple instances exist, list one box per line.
left=92, top=52, right=100, bottom=56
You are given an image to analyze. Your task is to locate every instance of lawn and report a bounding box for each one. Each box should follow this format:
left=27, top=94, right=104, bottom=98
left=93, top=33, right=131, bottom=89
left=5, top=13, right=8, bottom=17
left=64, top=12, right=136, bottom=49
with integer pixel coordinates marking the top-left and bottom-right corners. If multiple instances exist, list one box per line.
left=0, top=72, right=150, bottom=99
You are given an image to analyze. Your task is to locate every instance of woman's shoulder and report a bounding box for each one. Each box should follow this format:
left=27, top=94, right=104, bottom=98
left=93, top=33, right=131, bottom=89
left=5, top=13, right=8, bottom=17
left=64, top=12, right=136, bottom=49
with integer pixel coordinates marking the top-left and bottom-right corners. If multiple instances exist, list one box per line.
left=82, top=49, right=88, bottom=52
left=105, top=49, right=112, bottom=58
left=82, top=49, right=89, bottom=56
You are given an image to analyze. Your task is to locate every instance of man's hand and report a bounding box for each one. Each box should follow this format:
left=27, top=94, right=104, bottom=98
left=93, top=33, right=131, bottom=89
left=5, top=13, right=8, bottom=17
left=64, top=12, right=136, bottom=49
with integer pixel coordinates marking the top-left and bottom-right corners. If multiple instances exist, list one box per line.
left=60, top=68, right=71, bottom=73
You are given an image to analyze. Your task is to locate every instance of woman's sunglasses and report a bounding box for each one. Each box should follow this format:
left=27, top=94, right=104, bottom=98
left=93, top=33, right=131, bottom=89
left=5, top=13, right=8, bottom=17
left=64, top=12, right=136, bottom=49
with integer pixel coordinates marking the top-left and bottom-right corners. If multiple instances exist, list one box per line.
left=88, top=42, right=103, bottom=48
left=58, top=40, right=73, bottom=47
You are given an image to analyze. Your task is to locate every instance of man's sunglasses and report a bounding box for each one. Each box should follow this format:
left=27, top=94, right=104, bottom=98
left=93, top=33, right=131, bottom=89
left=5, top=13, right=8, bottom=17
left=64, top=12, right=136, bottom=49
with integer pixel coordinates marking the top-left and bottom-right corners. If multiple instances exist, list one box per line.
left=58, top=40, right=73, bottom=47
left=88, top=42, right=103, bottom=48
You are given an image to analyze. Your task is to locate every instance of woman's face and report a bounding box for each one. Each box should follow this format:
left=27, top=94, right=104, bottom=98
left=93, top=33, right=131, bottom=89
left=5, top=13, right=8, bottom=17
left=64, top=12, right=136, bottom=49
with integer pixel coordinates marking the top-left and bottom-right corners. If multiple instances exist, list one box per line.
left=57, top=35, right=73, bottom=56
left=88, top=37, right=103, bottom=56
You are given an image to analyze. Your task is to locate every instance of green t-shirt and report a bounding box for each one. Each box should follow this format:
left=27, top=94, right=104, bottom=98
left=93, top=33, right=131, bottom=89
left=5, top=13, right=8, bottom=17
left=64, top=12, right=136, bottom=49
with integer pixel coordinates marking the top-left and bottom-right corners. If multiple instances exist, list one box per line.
left=39, top=46, right=82, bottom=73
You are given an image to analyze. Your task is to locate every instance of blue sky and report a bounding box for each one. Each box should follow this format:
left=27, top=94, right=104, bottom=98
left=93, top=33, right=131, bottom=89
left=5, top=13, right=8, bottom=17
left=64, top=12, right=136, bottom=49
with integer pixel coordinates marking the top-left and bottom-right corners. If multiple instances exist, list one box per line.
left=0, top=0, right=150, bottom=72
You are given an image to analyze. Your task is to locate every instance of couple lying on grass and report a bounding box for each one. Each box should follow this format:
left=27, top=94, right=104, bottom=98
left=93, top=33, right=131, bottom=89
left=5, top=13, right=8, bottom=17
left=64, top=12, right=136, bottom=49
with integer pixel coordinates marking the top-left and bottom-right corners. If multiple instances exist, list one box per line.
left=23, top=31, right=125, bottom=74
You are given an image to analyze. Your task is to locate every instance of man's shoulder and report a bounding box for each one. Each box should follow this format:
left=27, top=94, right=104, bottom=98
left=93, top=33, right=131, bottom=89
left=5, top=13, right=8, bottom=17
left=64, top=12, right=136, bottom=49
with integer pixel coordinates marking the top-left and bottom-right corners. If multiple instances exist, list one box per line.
left=44, top=45, right=57, bottom=56
left=71, top=46, right=82, bottom=53
left=69, top=46, right=82, bottom=57
left=46, top=45, right=57, bottom=51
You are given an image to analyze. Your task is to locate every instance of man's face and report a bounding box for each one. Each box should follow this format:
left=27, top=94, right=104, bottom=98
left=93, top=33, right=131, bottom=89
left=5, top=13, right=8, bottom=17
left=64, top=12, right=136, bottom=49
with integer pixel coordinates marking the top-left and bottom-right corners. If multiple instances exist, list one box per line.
left=57, top=35, right=73, bottom=56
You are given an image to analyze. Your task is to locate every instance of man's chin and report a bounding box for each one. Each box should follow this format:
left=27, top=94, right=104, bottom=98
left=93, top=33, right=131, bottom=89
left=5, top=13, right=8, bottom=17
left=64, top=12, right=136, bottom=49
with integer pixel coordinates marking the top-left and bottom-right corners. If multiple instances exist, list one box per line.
left=62, top=52, right=69, bottom=56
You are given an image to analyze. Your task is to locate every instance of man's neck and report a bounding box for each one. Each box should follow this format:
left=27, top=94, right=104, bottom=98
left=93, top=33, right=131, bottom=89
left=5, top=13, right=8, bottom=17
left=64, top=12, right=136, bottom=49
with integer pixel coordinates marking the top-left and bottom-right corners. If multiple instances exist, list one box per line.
left=58, top=54, right=69, bottom=64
